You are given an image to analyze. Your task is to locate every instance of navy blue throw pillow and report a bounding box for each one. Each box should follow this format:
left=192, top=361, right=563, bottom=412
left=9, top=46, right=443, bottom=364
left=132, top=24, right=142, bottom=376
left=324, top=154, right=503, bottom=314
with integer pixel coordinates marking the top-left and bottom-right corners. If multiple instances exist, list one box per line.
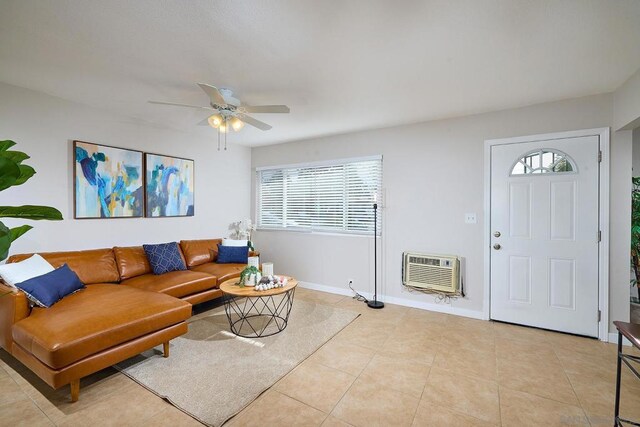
left=143, top=242, right=187, bottom=275
left=217, top=244, right=249, bottom=264
left=15, top=264, right=85, bottom=308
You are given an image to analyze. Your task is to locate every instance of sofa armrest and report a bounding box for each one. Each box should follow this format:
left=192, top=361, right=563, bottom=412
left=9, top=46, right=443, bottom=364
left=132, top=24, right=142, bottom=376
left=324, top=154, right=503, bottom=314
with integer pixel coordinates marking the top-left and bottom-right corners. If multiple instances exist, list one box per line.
left=0, top=282, right=31, bottom=352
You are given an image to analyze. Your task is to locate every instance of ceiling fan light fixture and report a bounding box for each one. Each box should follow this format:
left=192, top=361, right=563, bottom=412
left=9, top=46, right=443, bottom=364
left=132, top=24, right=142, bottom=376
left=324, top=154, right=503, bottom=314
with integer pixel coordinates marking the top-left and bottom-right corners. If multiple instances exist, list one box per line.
left=231, top=117, right=244, bottom=131
left=149, top=83, right=290, bottom=152
left=208, top=114, right=223, bottom=128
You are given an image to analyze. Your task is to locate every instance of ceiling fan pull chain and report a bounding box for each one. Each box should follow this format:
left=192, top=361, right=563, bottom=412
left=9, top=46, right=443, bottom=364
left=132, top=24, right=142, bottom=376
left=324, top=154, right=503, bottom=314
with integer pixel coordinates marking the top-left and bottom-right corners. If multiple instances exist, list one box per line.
left=225, top=128, right=228, bottom=151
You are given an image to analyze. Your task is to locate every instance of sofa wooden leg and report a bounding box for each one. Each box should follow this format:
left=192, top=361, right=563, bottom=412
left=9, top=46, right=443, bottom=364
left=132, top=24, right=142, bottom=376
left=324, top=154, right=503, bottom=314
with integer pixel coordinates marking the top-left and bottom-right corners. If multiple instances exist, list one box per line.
left=70, top=379, right=80, bottom=402
left=163, top=342, right=169, bottom=358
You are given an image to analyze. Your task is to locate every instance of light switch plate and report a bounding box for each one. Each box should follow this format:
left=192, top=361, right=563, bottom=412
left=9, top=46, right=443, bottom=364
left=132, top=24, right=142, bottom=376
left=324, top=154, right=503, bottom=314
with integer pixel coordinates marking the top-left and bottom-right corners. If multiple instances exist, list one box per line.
left=465, top=213, right=477, bottom=224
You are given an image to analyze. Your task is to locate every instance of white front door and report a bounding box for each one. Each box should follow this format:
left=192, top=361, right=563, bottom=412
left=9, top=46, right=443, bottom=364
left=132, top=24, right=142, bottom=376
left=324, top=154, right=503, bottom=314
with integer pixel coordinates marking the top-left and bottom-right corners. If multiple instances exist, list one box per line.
left=490, top=135, right=600, bottom=337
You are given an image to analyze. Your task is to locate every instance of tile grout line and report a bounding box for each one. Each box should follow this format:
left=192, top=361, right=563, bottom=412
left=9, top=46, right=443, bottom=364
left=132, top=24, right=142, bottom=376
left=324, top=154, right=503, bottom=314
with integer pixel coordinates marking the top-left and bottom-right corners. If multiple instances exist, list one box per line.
left=324, top=366, right=360, bottom=424
left=495, top=329, right=503, bottom=427
left=275, top=360, right=358, bottom=415
left=410, top=366, right=433, bottom=426
left=549, top=343, right=590, bottom=417
left=5, top=371, right=55, bottom=426
left=492, top=332, right=595, bottom=409
left=419, top=361, right=502, bottom=427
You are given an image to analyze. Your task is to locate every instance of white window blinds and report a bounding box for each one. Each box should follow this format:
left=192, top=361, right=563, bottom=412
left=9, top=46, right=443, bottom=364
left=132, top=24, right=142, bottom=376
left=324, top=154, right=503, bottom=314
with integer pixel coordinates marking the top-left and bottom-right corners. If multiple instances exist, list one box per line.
left=257, top=157, right=382, bottom=235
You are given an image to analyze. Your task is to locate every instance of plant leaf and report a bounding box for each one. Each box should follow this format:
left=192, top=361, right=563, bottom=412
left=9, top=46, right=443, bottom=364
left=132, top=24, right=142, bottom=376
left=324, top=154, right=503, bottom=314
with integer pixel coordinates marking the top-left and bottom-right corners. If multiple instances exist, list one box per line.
left=0, top=150, right=29, bottom=164
left=14, top=165, right=36, bottom=186
left=0, top=140, right=16, bottom=152
left=0, top=221, right=11, bottom=261
left=0, top=205, right=63, bottom=220
left=0, top=156, right=20, bottom=191
left=9, top=225, right=32, bottom=242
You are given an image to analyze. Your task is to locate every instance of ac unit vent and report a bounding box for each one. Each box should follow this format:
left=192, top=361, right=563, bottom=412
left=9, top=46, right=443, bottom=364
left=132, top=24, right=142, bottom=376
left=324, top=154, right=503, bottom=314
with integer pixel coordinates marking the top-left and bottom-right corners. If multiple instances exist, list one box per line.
left=403, top=252, right=459, bottom=293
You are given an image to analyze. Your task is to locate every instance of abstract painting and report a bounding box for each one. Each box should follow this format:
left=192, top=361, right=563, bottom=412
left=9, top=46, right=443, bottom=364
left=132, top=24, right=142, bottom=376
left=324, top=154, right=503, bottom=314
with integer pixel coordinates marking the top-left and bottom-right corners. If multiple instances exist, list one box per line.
left=145, top=153, right=194, bottom=217
left=74, top=141, right=144, bottom=218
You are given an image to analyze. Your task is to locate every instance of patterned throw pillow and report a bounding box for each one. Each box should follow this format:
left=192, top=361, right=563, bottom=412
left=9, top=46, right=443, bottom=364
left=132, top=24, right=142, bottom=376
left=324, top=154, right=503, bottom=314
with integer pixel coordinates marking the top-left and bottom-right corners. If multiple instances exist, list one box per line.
left=143, top=242, right=187, bottom=275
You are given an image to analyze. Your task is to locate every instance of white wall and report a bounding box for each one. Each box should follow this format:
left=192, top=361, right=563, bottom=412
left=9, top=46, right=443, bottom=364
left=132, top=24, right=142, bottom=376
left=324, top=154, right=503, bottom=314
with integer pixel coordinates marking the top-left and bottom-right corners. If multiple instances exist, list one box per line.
left=252, top=93, right=631, bottom=332
left=610, top=129, right=632, bottom=333
left=633, top=128, right=640, bottom=175
left=614, top=67, right=640, bottom=131
left=0, top=82, right=251, bottom=253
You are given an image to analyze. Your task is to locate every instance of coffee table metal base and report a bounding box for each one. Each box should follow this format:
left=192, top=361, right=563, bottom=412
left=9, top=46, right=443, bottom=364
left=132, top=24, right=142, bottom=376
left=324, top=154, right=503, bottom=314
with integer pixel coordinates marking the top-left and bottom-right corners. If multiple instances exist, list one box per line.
left=223, top=288, right=296, bottom=338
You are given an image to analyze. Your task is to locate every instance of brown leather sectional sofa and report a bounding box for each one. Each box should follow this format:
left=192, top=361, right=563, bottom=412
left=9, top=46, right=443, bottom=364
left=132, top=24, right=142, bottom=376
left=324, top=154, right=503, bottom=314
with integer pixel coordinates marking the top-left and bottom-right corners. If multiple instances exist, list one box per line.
left=0, top=238, right=253, bottom=402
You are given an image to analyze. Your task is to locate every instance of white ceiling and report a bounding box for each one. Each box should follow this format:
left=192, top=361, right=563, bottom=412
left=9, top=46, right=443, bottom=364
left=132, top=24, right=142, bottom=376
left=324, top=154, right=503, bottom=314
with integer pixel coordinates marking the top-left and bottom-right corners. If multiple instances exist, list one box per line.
left=1, top=0, right=640, bottom=147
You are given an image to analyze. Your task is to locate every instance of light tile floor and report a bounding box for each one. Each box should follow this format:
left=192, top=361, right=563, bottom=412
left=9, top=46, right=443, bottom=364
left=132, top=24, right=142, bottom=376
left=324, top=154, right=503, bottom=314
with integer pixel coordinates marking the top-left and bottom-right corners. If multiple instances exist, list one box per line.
left=0, top=287, right=639, bottom=426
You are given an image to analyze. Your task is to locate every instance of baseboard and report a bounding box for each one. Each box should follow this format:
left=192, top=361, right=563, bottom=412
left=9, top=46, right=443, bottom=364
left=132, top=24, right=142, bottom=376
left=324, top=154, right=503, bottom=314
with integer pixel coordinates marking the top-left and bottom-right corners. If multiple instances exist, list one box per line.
left=299, top=281, right=355, bottom=298
left=298, top=281, right=485, bottom=321
left=608, top=332, right=632, bottom=346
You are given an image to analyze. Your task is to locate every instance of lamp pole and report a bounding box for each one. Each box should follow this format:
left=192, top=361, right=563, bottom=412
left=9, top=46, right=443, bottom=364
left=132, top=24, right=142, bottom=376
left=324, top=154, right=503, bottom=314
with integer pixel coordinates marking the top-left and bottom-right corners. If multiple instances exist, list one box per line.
left=367, top=199, right=384, bottom=309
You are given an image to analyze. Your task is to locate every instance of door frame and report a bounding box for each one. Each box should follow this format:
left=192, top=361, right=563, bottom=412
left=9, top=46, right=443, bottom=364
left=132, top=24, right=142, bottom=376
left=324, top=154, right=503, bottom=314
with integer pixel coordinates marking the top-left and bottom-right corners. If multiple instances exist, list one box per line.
left=483, top=128, right=610, bottom=342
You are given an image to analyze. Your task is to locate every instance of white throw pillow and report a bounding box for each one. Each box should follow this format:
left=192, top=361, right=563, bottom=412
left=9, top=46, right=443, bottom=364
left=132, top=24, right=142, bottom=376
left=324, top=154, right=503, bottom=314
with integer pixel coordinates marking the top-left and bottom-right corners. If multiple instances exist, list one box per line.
left=222, top=238, right=248, bottom=247
left=0, top=254, right=55, bottom=288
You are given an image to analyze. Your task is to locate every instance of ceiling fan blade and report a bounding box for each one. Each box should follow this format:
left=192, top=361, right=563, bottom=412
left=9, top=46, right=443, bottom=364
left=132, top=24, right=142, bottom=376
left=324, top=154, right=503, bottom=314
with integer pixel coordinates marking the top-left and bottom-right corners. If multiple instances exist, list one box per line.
left=238, top=114, right=272, bottom=131
left=242, top=105, right=290, bottom=114
left=197, top=115, right=213, bottom=126
left=149, top=101, right=214, bottom=110
left=197, top=83, right=226, bottom=105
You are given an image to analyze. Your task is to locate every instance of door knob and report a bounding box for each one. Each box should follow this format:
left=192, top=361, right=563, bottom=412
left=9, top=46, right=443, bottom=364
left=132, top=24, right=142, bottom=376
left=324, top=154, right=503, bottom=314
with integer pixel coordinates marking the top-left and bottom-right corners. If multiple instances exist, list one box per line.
left=494, top=231, right=501, bottom=238
left=493, top=244, right=501, bottom=250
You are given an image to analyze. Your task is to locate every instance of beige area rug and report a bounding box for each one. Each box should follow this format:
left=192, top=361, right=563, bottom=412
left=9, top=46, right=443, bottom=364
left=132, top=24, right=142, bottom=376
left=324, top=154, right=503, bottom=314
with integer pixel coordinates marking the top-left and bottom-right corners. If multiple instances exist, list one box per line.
left=116, top=299, right=359, bottom=426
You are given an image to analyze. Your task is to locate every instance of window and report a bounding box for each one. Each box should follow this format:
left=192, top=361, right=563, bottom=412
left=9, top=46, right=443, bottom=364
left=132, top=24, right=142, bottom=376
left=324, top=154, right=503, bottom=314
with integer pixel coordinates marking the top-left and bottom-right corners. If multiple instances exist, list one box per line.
left=257, top=157, right=382, bottom=235
left=510, top=149, right=575, bottom=175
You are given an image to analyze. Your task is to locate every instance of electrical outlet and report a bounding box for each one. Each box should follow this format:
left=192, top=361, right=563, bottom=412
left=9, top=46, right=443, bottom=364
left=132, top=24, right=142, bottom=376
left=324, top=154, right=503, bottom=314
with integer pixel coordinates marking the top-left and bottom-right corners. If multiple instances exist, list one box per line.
left=465, top=213, right=477, bottom=224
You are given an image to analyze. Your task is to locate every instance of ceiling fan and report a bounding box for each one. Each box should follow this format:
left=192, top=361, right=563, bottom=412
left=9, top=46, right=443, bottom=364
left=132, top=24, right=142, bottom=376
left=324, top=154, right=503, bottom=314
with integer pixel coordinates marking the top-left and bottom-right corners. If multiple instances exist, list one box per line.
left=149, top=83, right=290, bottom=150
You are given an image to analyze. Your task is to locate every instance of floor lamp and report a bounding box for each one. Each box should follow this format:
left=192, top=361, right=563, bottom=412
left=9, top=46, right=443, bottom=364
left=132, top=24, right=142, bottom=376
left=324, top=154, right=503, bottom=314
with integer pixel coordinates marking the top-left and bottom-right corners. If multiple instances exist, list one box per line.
left=368, top=197, right=384, bottom=309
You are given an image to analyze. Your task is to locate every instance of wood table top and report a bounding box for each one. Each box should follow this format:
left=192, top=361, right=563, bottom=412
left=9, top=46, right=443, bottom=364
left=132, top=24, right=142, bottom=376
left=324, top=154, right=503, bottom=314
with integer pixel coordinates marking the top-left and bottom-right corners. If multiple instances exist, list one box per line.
left=614, top=321, right=640, bottom=350
left=219, top=276, right=298, bottom=297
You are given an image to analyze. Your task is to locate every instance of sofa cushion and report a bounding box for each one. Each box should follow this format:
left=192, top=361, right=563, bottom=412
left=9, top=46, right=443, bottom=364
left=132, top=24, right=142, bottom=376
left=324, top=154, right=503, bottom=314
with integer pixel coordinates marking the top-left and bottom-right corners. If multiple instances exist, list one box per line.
left=180, top=239, right=222, bottom=267
left=190, top=263, right=245, bottom=285
left=12, top=284, right=191, bottom=369
left=143, top=242, right=187, bottom=275
left=121, top=270, right=218, bottom=297
left=8, top=249, right=119, bottom=285
left=15, top=264, right=85, bottom=308
left=114, top=246, right=152, bottom=280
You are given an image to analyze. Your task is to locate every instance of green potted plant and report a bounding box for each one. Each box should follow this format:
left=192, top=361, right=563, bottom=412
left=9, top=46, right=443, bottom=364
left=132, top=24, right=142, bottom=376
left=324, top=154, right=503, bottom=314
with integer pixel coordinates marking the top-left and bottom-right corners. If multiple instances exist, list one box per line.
left=236, top=265, right=261, bottom=287
left=631, top=177, right=640, bottom=304
left=0, top=140, right=63, bottom=262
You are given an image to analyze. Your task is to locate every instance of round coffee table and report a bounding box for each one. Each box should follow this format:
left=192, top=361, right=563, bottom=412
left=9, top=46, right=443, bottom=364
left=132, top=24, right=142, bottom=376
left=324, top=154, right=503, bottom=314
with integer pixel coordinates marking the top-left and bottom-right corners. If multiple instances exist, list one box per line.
left=219, top=277, right=298, bottom=338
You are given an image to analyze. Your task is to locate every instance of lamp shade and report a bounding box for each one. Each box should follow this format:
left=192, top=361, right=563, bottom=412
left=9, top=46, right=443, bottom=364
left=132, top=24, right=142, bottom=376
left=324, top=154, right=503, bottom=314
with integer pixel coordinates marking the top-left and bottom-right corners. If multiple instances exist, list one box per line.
left=208, top=114, right=223, bottom=128
left=231, top=117, right=244, bottom=131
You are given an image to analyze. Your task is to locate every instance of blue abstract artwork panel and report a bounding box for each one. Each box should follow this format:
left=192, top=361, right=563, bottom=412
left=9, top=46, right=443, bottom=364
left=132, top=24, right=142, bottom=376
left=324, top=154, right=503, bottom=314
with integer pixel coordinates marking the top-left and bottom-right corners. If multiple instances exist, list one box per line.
left=145, top=153, right=194, bottom=217
left=74, top=141, right=143, bottom=218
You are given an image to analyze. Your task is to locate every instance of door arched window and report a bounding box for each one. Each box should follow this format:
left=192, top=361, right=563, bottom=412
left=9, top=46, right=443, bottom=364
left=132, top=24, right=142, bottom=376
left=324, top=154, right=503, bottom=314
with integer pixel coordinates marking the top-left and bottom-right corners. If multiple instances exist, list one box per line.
left=510, top=149, right=576, bottom=176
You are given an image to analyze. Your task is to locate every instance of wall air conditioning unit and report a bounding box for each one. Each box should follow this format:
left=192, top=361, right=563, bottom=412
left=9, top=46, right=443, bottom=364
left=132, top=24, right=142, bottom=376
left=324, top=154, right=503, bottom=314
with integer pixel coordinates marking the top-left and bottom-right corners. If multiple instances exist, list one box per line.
left=402, top=252, right=460, bottom=293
